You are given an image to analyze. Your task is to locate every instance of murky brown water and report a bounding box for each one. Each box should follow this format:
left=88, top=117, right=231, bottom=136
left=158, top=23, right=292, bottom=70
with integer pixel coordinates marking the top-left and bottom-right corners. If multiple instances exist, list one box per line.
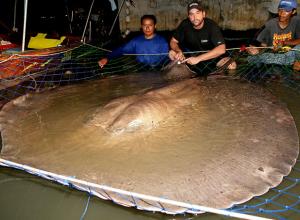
left=0, top=73, right=299, bottom=219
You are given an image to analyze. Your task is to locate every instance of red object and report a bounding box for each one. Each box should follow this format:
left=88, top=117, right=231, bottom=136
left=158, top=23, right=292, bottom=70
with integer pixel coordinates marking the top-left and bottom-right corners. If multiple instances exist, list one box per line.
left=0, top=43, right=18, bottom=51
left=0, top=46, right=70, bottom=79
left=240, top=44, right=246, bottom=52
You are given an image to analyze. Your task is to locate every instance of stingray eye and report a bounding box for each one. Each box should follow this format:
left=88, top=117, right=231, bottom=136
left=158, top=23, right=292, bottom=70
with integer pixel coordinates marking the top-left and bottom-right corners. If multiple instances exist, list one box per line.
left=128, top=119, right=143, bottom=130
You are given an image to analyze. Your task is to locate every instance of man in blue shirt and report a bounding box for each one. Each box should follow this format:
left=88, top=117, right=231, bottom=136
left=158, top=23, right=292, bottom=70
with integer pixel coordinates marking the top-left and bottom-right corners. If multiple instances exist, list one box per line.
left=98, top=15, right=169, bottom=68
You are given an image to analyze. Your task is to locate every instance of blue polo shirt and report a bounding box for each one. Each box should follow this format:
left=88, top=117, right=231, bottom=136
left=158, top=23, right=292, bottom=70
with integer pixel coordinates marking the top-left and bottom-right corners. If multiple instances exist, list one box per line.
left=108, top=34, right=169, bottom=67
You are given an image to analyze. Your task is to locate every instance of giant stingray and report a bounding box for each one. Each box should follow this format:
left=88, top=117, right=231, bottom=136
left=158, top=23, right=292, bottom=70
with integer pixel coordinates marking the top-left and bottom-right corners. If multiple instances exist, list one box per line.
left=0, top=64, right=298, bottom=213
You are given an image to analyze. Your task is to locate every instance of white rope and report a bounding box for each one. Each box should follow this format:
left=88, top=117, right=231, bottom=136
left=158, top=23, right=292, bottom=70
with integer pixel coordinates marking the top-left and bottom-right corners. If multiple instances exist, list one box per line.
left=91, top=46, right=275, bottom=56
left=0, top=158, right=272, bottom=220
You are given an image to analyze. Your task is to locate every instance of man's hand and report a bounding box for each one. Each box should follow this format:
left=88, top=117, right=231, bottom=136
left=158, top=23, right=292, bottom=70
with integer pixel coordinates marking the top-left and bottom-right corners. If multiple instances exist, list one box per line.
left=185, top=56, right=200, bottom=65
left=168, top=49, right=185, bottom=61
left=98, top=58, right=108, bottom=68
left=246, top=45, right=260, bottom=55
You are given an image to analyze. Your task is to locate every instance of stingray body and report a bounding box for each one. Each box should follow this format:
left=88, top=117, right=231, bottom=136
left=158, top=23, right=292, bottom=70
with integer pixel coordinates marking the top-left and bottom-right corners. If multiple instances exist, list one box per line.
left=89, top=78, right=203, bottom=134
left=0, top=65, right=298, bottom=212
left=161, top=61, right=196, bottom=81
left=89, top=63, right=199, bottom=134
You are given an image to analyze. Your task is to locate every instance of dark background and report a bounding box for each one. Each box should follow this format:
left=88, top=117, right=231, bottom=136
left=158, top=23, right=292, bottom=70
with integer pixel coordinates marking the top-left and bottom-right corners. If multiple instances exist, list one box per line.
left=0, top=0, right=258, bottom=48
left=0, top=0, right=120, bottom=44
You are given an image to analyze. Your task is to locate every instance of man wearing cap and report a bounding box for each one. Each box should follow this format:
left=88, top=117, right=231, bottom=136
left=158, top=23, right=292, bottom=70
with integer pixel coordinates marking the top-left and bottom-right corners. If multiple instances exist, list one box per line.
left=248, top=0, right=300, bottom=71
left=168, top=1, right=235, bottom=75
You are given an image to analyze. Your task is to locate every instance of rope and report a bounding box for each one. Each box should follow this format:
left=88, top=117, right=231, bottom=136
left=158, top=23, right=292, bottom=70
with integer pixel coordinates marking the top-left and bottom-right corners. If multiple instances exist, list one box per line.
left=80, top=188, right=92, bottom=220
left=0, top=158, right=272, bottom=220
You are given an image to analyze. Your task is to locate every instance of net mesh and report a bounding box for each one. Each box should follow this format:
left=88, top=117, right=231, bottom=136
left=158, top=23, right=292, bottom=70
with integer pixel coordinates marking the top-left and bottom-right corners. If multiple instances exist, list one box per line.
left=0, top=43, right=300, bottom=220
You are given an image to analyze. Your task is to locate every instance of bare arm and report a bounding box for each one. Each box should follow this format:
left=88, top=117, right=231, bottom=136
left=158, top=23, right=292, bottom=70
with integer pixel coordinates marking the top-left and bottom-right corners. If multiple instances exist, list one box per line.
left=284, top=38, right=300, bottom=46
left=170, top=37, right=181, bottom=53
left=169, top=37, right=185, bottom=61
left=186, top=44, right=226, bottom=65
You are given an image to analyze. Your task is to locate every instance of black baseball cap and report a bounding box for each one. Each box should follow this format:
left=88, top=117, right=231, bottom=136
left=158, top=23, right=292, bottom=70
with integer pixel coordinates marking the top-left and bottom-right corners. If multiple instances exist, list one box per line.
left=187, top=1, right=204, bottom=12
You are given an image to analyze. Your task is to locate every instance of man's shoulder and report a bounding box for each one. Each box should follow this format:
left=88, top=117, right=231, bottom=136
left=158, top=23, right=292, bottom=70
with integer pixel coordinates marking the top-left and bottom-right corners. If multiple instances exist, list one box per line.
left=153, top=33, right=167, bottom=44
left=154, top=33, right=164, bottom=39
left=264, top=18, right=278, bottom=27
left=154, top=34, right=167, bottom=41
left=178, top=18, right=192, bottom=27
left=130, top=35, right=146, bottom=43
left=204, top=18, right=218, bottom=26
left=291, top=15, right=300, bottom=24
left=292, top=15, right=300, bottom=20
left=203, top=18, right=222, bottom=31
left=125, top=35, right=145, bottom=46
